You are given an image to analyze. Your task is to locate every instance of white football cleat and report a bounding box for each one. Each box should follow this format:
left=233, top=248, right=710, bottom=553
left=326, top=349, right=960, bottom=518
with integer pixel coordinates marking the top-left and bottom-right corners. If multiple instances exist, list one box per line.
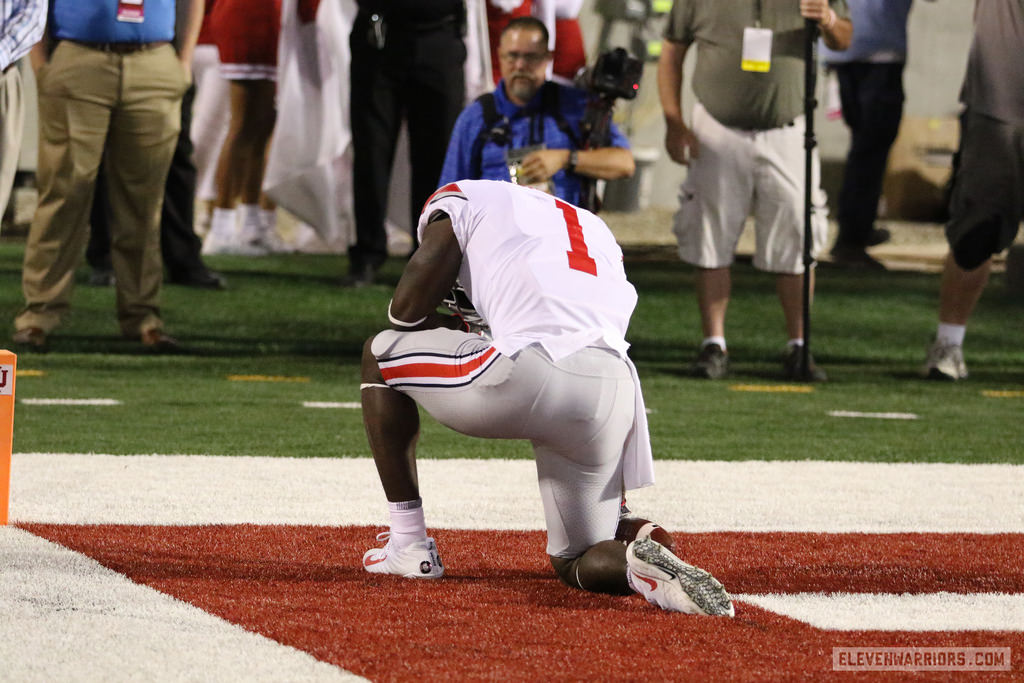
left=626, top=538, right=734, bottom=617
left=362, top=532, right=444, bottom=579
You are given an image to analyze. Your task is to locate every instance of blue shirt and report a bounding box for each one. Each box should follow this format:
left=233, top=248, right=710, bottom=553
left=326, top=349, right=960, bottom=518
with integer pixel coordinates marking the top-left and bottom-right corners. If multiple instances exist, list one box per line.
left=439, top=80, right=631, bottom=207
left=51, top=0, right=177, bottom=44
left=0, top=0, right=46, bottom=70
left=820, top=0, right=913, bottom=64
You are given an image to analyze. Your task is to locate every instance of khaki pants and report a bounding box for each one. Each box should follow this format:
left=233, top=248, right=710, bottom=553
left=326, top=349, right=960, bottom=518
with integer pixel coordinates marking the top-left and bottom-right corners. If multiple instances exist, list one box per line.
left=17, top=41, right=188, bottom=337
left=0, top=62, right=25, bottom=223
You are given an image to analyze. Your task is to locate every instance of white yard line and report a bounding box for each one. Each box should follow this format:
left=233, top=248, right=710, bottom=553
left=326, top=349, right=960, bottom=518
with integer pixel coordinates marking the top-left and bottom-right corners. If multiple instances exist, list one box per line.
left=828, top=410, right=919, bottom=420
left=0, top=526, right=367, bottom=683
left=19, top=398, right=122, bottom=406
left=302, top=401, right=362, bottom=409
left=738, top=592, right=1024, bottom=631
left=9, top=455, right=1024, bottom=532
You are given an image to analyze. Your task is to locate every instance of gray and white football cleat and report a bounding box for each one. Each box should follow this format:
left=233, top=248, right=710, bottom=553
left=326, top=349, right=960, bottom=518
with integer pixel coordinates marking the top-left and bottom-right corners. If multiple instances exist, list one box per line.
left=362, top=532, right=444, bottom=579
left=626, top=538, right=734, bottom=617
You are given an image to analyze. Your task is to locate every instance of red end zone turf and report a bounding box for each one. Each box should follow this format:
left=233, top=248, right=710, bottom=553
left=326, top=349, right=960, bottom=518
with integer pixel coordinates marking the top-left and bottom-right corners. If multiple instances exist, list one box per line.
left=21, top=524, right=1024, bottom=681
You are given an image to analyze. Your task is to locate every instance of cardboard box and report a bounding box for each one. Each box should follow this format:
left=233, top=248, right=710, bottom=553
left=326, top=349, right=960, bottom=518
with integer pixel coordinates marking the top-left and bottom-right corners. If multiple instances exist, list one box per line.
left=882, top=116, right=959, bottom=222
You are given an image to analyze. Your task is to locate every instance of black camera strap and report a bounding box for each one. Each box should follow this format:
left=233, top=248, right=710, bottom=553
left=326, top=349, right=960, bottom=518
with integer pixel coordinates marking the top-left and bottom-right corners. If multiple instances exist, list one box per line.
left=470, top=92, right=503, bottom=178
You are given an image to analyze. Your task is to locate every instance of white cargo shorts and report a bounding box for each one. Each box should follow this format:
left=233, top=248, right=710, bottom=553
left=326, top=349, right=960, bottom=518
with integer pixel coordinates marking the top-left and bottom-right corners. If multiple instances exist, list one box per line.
left=672, top=101, right=829, bottom=274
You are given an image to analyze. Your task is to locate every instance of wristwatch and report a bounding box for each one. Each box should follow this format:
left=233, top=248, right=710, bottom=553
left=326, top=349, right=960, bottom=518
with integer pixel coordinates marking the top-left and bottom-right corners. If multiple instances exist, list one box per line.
left=566, top=149, right=578, bottom=173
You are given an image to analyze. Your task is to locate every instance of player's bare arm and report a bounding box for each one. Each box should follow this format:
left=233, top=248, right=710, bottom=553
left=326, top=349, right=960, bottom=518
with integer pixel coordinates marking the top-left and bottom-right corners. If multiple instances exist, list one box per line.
left=388, top=213, right=464, bottom=331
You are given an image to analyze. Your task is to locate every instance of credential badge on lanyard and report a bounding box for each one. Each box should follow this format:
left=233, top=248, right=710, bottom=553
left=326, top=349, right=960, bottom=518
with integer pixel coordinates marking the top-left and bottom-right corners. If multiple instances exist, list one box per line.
left=741, top=0, right=771, bottom=72
left=117, top=0, right=145, bottom=23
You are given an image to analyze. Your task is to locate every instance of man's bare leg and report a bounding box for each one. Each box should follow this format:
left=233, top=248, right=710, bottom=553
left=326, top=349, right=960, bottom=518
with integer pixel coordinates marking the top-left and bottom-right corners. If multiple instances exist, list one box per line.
left=776, top=271, right=812, bottom=342
left=938, top=253, right=991, bottom=325
left=696, top=266, right=730, bottom=339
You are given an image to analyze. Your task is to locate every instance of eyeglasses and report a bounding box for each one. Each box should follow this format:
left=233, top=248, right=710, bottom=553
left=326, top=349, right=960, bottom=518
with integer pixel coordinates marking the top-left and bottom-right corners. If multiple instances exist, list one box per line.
left=499, top=50, right=550, bottom=66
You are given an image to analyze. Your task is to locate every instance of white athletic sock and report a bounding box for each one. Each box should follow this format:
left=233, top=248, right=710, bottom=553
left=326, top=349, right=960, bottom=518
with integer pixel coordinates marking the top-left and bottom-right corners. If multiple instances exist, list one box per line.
left=936, top=323, right=966, bottom=347
left=787, top=338, right=805, bottom=350
left=702, top=336, right=727, bottom=351
left=387, top=498, right=427, bottom=548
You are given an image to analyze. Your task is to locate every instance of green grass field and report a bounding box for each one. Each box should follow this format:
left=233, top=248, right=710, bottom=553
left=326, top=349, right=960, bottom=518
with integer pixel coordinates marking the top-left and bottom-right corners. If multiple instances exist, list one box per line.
left=2, top=241, right=1022, bottom=464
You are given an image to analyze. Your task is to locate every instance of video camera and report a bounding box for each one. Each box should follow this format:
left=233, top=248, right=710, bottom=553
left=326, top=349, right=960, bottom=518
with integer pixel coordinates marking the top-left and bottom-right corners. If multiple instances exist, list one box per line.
left=576, top=47, right=643, bottom=102
left=573, top=48, right=644, bottom=212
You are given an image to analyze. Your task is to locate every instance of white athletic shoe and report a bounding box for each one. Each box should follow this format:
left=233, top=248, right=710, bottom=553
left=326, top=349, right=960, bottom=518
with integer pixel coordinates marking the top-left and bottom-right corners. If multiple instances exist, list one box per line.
left=237, top=220, right=270, bottom=256
left=258, top=226, right=294, bottom=254
left=201, top=226, right=268, bottom=256
left=362, top=532, right=444, bottom=579
left=924, top=339, right=968, bottom=381
left=256, top=210, right=294, bottom=253
left=200, top=227, right=236, bottom=255
left=626, top=538, right=734, bottom=617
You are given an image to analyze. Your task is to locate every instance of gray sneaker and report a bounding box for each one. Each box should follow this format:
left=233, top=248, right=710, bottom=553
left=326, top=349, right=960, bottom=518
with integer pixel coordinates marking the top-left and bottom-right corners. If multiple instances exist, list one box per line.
left=626, top=538, right=734, bottom=617
left=924, top=340, right=967, bottom=381
left=690, top=343, right=728, bottom=379
left=783, top=346, right=827, bottom=382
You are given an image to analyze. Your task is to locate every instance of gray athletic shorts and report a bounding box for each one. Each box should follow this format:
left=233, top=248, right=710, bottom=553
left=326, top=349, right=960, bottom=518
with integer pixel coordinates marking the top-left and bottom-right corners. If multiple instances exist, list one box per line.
left=946, top=109, right=1024, bottom=270
left=371, top=328, right=636, bottom=558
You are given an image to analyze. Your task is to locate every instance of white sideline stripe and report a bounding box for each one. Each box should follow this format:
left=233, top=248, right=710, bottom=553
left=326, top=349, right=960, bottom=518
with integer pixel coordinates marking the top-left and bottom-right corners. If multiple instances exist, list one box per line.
left=828, top=410, right=919, bottom=420
left=10, top=455, right=1024, bottom=532
left=0, top=527, right=367, bottom=683
left=19, top=398, right=122, bottom=406
left=737, top=592, right=1024, bottom=631
left=303, top=401, right=362, bottom=409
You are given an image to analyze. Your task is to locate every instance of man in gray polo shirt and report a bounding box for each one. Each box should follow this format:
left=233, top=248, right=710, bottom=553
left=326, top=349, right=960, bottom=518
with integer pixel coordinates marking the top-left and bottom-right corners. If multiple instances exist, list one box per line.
left=658, top=0, right=850, bottom=381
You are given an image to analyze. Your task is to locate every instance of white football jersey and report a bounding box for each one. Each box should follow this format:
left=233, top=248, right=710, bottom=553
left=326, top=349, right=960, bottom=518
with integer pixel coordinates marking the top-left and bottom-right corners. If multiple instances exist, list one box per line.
left=418, top=180, right=638, bottom=362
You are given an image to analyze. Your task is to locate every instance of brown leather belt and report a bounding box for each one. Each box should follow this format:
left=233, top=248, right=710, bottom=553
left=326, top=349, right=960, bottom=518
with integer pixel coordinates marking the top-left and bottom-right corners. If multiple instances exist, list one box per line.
left=70, top=40, right=171, bottom=54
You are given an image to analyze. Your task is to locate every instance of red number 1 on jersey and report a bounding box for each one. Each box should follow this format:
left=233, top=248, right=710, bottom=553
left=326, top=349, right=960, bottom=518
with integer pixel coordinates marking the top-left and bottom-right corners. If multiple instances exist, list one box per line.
left=555, top=198, right=597, bottom=276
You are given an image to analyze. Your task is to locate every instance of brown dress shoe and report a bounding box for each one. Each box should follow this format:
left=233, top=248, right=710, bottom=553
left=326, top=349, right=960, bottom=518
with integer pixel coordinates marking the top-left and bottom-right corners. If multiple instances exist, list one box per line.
left=12, top=327, right=47, bottom=351
left=140, top=329, right=181, bottom=353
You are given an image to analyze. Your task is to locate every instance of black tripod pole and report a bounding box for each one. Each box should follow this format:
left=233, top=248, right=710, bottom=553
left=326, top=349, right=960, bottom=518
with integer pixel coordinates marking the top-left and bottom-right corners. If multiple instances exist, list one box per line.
left=800, top=18, right=819, bottom=381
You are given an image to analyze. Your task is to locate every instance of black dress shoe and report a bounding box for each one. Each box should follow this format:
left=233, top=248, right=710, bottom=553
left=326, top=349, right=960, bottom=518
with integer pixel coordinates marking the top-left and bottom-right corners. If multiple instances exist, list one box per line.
left=341, top=263, right=376, bottom=288
left=169, top=269, right=227, bottom=290
left=829, top=244, right=886, bottom=270
left=866, top=227, right=892, bottom=247
left=140, top=328, right=183, bottom=353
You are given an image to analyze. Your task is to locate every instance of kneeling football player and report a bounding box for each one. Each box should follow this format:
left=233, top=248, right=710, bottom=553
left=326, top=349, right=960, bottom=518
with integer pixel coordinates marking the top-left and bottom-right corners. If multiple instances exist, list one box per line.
left=358, top=180, right=733, bottom=617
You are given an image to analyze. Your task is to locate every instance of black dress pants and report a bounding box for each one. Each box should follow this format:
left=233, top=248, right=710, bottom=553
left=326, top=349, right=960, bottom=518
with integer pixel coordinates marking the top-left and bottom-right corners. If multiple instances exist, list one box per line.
left=348, top=11, right=465, bottom=272
left=833, top=62, right=905, bottom=248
